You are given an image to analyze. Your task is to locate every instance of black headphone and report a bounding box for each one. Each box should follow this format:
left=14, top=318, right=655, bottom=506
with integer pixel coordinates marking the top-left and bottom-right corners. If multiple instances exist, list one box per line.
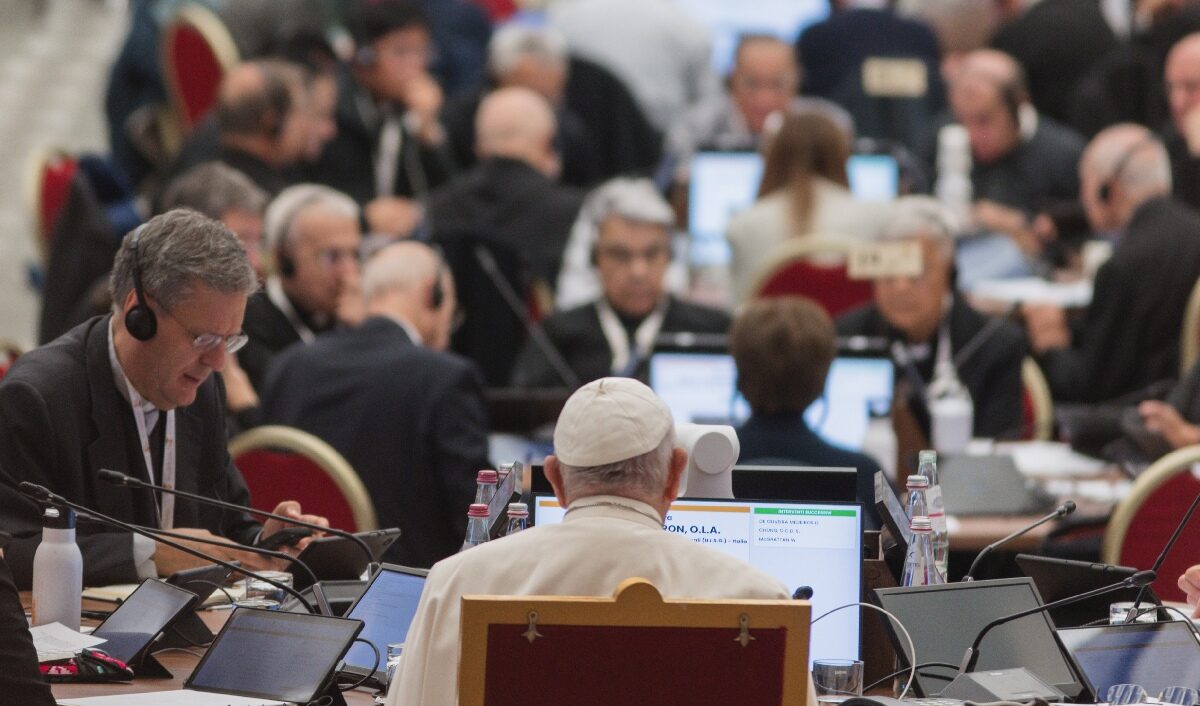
left=430, top=274, right=444, bottom=310
left=272, top=190, right=329, bottom=279
left=1099, top=137, right=1158, bottom=203
left=124, top=226, right=157, bottom=342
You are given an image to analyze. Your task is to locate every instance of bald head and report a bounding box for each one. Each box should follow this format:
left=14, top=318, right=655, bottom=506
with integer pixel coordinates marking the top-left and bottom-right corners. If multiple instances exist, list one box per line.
left=216, top=60, right=309, bottom=167
left=947, top=49, right=1027, bottom=164
left=364, top=242, right=457, bottom=349
left=475, top=87, right=560, bottom=177
left=1166, top=33, right=1200, bottom=132
left=1080, top=123, right=1171, bottom=230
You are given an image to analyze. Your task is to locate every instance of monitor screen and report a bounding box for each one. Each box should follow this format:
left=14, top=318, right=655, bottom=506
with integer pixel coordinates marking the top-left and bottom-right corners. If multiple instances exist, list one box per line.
left=92, top=579, right=197, bottom=663
left=673, top=0, right=829, bottom=74
left=1057, top=622, right=1200, bottom=698
left=649, top=352, right=894, bottom=450
left=342, top=565, right=428, bottom=678
left=187, top=609, right=363, bottom=703
left=847, top=154, right=900, bottom=202
left=532, top=495, right=862, bottom=667
left=873, top=578, right=1085, bottom=699
left=687, top=151, right=763, bottom=267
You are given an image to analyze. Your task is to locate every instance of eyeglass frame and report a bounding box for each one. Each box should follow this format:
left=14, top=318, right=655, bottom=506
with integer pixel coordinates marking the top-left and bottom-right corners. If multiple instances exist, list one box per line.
left=151, top=299, right=249, bottom=354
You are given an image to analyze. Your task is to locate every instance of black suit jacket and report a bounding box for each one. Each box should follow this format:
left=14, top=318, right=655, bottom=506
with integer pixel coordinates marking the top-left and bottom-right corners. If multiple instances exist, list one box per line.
left=238, top=289, right=306, bottom=394
left=260, top=317, right=489, bottom=568
left=837, top=295, right=1028, bottom=439
left=736, top=413, right=882, bottom=530
left=510, top=297, right=732, bottom=389
left=0, top=317, right=261, bottom=589
left=1039, top=197, right=1200, bottom=403
left=0, top=556, right=54, bottom=705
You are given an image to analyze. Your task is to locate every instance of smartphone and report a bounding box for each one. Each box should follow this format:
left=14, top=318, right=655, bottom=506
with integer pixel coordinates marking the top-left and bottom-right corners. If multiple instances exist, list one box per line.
left=255, top=527, right=313, bottom=551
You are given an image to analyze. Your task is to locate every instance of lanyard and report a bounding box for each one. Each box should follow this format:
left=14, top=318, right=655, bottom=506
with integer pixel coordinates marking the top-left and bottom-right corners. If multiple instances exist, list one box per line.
left=597, top=298, right=667, bottom=377
left=122, top=377, right=176, bottom=530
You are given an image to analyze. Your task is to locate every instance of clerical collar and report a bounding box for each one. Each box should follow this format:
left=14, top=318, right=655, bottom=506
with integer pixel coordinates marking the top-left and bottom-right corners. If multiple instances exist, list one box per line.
left=266, top=276, right=329, bottom=344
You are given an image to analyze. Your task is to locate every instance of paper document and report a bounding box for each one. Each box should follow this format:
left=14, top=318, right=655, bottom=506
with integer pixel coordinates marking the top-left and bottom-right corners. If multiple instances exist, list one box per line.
left=57, top=690, right=285, bottom=705
left=968, top=277, right=1093, bottom=307
left=996, top=441, right=1106, bottom=478
left=31, top=622, right=107, bottom=662
left=83, top=582, right=242, bottom=607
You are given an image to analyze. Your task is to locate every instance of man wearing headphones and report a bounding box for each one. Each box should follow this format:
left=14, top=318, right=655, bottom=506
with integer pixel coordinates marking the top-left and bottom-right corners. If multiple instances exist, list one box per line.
left=307, top=0, right=456, bottom=238
left=238, top=184, right=365, bottom=393
left=1025, top=124, right=1200, bottom=403
left=261, top=242, right=488, bottom=568
left=0, top=210, right=327, bottom=589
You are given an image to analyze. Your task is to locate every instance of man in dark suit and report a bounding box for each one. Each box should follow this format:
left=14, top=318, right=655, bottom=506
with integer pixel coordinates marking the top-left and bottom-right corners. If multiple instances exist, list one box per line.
left=0, top=554, right=53, bottom=704
left=307, top=1, right=456, bottom=238
left=1026, top=124, right=1200, bottom=403
left=510, top=178, right=730, bottom=388
left=0, top=210, right=325, bottom=589
left=262, top=242, right=488, bottom=568
left=837, top=197, right=1028, bottom=440
left=733, top=297, right=882, bottom=530
left=239, top=184, right=364, bottom=393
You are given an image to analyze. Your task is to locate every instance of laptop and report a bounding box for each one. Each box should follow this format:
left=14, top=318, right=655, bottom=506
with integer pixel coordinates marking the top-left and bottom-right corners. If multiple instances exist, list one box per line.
left=339, top=564, right=429, bottom=687
left=872, top=577, right=1088, bottom=699
left=686, top=151, right=763, bottom=267
left=648, top=351, right=894, bottom=451
left=847, top=154, right=900, bottom=202
left=1057, top=621, right=1200, bottom=698
left=1016, top=554, right=1164, bottom=628
left=938, top=455, right=1057, bottom=516
left=90, top=578, right=198, bottom=674
left=531, top=494, right=862, bottom=668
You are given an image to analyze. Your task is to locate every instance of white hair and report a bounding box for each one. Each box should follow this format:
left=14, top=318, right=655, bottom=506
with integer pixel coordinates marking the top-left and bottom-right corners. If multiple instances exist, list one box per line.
left=487, top=24, right=568, bottom=80
left=362, top=242, right=442, bottom=302
left=557, top=427, right=675, bottom=501
left=264, top=184, right=360, bottom=254
left=1086, top=125, right=1172, bottom=202
left=586, top=177, right=675, bottom=231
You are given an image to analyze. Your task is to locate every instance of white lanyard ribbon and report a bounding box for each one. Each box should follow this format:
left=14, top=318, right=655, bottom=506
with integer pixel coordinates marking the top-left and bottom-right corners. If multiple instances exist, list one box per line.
left=123, top=378, right=176, bottom=530
left=597, top=299, right=667, bottom=377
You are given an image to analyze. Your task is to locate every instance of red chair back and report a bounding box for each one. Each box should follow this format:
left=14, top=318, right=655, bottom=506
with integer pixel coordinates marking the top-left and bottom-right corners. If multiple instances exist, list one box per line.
left=161, top=7, right=238, bottom=134
left=755, top=259, right=874, bottom=318
left=1117, top=470, right=1200, bottom=602
left=234, top=449, right=361, bottom=533
left=35, top=152, right=78, bottom=255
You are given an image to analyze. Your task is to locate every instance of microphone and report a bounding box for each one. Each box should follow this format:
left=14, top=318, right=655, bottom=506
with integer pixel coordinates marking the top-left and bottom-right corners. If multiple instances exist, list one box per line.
left=1124, top=489, right=1200, bottom=623
left=96, top=468, right=378, bottom=575
left=472, top=244, right=580, bottom=389
left=956, top=569, right=1156, bottom=675
left=793, top=585, right=814, bottom=600
left=18, top=481, right=316, bottom=614
left=132, top=524, right=320, bottom=591
left=953, top=301, right=1021, bottom=368
left=963, top=501, right=1076, bottom=581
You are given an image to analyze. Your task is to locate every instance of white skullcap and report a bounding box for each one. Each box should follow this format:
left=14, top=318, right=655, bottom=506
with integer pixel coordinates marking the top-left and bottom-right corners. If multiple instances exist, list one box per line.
left=553, top=377, right=673, bottom=467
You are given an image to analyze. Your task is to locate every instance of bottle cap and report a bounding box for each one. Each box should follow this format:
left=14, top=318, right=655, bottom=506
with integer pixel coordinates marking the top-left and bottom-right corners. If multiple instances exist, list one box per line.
left=507, top=502, right=528, bottom=516
left=918, top=450, right=937, bottom=464
left=910, top=516, right=933, bottom=531
left=476, top=470, right=498, bottom=484
left=467, top=503, right=490, bottom=518
left=905, top=475, right=930, bottom=489
left=42, top=506, right=76, bottom=530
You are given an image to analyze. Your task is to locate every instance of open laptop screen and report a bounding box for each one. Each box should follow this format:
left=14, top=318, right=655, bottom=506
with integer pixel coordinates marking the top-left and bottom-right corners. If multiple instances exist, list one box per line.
left=649, top=352, right=894, bottom=450
left=687, top=151, right=763, bottom=267
left=531, top=495, right=862, bottom=667
left=1056, top=622, right=1200, bottom=697
left=341, top=565, right=428, bottom=682
left=673, top=0, right=828, bottom=74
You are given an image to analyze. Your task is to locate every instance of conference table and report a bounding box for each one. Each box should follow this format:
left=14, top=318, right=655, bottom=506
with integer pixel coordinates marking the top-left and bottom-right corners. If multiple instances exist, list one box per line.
left=31, top=596, right=380, bottom=705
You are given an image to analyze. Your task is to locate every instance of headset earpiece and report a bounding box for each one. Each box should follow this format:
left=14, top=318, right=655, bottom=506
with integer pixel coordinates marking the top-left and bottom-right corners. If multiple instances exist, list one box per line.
left=124, top=227, right=157, bottom=342
left=430, top=274, right=444, bottom=310
left=1099, top=136, right=1158, bottom=205
left=590, top=246, right=598, bottom=268
left=277, top=250, right=296, bottom=278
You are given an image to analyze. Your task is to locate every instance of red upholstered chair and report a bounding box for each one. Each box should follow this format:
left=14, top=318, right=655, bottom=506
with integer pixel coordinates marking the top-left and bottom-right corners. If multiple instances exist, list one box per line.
left=24, top=148, right=78, bottom=264
left=228, top=425, right=377, bottom=534
left=458, top=577, right=811, bottom=706
left=1102, top=445, right=1200, bottom=602
left=750, top=238, right=875, bottom=318
left=160, top=4, right=239, bottom=149
left=0, top=340, right=22, bottom=381
left=1020, top=357, right=1054, bottom=441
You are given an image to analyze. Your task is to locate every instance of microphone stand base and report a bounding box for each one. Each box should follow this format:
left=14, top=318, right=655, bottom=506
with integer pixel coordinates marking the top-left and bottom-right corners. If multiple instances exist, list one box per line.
left=939, top=668, right=1064, bottom=702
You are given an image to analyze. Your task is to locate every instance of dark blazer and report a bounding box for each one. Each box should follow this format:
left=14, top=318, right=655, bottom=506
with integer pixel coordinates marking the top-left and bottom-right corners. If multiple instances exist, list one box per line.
left=0, top=556, right=54, bottom=705
left=238, top=290, right=304, bottom=394
left=736, top=413, right=882, bottom=530
left=260, top=316, right=489, bottom=568
left=428, top=157, right=584, bottom=287
left=510, top=297, right=732, bottom=389
left=1039, top=197, right=1200, bottom=403
left=306, top=68, right=456, bottom=205
left=837, top=294, right=1028, bottom=439
left=0, top=316, right=261, bottom=589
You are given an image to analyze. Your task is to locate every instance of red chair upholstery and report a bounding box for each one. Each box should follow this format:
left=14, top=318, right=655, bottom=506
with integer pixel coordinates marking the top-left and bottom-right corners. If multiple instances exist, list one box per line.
left=0, top=341, right=22, bottom=382
left=1103, top=446, right=1200, bottom=602
left=229, top=425, right=377, bottom=534
left=750, top=239, right=874, bottom=318
left=160, top=5, right=239, bottom=136
left=25, top=149, right=77, bottom=262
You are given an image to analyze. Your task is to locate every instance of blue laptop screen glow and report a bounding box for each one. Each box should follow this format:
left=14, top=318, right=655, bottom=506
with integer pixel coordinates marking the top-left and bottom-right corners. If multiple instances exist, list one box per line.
left=673, top=0, right=828, bottom=75
left=533, top=495, right=862, bottom=667
left=687, top=151, right=763, bottom=267
left=649, top=352, right=894, bottom=450
left=342, top=568, right=426, bottom=674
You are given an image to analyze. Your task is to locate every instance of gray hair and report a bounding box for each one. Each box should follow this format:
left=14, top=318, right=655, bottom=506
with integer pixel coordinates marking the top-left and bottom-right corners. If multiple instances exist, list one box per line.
left=362, top=241, right=443, bottom=301
left=487, top=24, right=568, bottom=80
left=110, top=209, right=258, bottom=312
left=879, top=196, right=958, bottom=258
left=1086, top=124, right=1172, bottom=202
left=264, top=184, right=360, bottom=254
left=556, top=426, right=675, bottom=501
left=586, top=177, right=675, bottom=232
left=160, top=162, right=268, bottom=220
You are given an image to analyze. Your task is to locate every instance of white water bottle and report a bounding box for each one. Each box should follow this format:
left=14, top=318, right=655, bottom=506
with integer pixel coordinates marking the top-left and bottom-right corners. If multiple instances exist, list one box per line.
left=32, top=506, right=83, bottom=631
left=862, top=398, right=898, bottom=480
left=928, top=360, right=974, bottom=454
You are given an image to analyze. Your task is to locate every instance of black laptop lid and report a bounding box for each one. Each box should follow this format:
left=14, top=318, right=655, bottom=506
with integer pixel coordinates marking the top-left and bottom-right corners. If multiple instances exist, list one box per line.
left=1016, top=554, right=1161, bottom=628
left=1057, top=621, right=1200, bottom=698
left=291, top=528, right=401, bottom=589
left=92, top=579, right=198, bottom=664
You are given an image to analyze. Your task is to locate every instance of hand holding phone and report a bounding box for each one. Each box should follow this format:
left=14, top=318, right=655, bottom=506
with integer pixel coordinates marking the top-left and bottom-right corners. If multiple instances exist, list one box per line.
left=256, top=527, right=313, bottom=551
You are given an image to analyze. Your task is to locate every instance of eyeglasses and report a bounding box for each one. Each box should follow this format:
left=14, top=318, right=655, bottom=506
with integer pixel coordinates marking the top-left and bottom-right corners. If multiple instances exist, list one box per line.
left=157, top=304, right=249, bottom=354
left=312, top=246, right=360, bottom=269
left=1107, top=684, right=1200, bottom=706
left=595, top=245, right=671, bottom=267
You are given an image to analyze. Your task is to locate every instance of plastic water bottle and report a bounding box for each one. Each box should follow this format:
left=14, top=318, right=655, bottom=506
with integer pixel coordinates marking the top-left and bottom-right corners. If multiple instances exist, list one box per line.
left=905, top=474, right=930, bottom=519
left=862, top=398, right=898, bottom=481
left=917, top=450, right=950, bottom=579
left=901, top=516, right=945, bottom=586
left=32, top=506, right=83, bottom=630
left=459, top=503, right=491, bottom=552
left=929, top=361, right=974, bottom=454
left=935, top=123, right=972, bottom=230
left=504, top=502, right=528, bottom=536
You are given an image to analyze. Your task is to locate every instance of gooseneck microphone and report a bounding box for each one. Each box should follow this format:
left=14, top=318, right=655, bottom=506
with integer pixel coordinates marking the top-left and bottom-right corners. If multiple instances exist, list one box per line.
left=957, top=569, right=1156, bottom=675
left=96, top=468, right=377, bottom=575
left=1124, top=489, right=1200, bottom=623
left=18, top=481, right=316, bottom=615
left=963, top=501, right=1076, bottom=581
left=132, top=524, right=320, bottom=590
